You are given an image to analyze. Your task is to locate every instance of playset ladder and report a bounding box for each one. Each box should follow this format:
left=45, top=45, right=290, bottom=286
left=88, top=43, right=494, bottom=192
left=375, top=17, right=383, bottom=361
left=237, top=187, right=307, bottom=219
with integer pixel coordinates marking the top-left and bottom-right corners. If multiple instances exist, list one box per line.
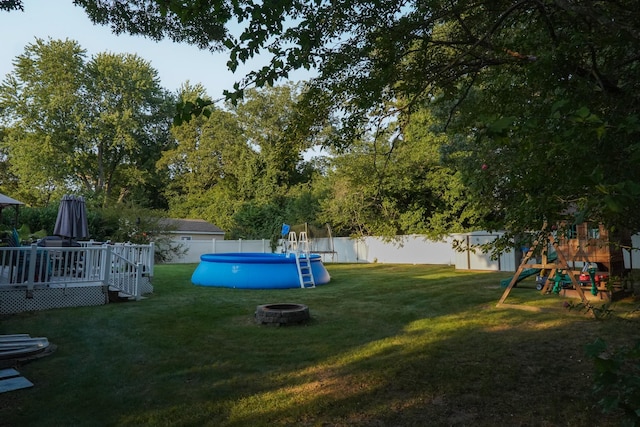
left=294, top=232, right=315, bottom=288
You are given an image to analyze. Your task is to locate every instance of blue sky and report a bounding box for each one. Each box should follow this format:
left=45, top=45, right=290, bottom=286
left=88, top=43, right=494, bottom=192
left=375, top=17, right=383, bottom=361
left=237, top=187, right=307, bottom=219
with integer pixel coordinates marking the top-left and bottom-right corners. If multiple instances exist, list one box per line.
left=0, top=1, right=302, bottom=101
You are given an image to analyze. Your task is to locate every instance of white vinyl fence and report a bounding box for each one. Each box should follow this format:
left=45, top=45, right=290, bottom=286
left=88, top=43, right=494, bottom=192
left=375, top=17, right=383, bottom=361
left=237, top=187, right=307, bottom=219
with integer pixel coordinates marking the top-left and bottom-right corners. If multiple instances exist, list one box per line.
left=165, top=232, right=640, bottom=273
left=174, top=239, right=273, bottom=264
left=168, top=235, right=459, bottom=266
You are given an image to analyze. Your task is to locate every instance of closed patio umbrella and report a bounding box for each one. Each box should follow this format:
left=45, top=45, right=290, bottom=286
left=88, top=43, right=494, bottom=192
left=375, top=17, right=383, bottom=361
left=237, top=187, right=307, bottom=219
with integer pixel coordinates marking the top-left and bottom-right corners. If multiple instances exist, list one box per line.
left=53, top=195, right=89, bottom=241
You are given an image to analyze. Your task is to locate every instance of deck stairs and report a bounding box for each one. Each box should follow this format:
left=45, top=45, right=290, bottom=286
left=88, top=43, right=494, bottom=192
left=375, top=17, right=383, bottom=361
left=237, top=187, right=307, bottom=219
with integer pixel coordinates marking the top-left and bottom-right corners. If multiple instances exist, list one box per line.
left=288, top=232, right=316, bottom=288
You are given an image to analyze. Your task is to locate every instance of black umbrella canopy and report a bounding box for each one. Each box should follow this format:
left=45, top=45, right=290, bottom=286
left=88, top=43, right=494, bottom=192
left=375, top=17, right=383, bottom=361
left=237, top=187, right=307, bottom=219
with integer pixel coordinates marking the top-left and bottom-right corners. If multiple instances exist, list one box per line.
left=54, top=195, right=89, bottom=240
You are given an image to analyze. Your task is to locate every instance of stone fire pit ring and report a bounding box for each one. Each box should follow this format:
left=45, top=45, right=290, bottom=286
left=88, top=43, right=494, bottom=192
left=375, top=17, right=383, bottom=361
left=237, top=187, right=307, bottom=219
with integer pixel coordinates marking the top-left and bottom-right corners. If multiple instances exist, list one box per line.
left=255, top=303, right=310, bottom=325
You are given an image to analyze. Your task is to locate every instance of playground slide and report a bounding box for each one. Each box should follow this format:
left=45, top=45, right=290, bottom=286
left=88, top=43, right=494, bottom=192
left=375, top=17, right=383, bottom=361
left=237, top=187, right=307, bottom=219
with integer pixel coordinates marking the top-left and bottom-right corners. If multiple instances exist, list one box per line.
left=499, top=252, right=559, bottom=288
left=500, top=268, right=540, bottom=288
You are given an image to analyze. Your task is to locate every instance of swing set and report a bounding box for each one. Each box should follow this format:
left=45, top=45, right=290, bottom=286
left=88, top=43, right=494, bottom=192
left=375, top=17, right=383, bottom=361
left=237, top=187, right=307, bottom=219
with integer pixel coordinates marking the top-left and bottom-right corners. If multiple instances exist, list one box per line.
left=497, top=222, right=628, bottom=309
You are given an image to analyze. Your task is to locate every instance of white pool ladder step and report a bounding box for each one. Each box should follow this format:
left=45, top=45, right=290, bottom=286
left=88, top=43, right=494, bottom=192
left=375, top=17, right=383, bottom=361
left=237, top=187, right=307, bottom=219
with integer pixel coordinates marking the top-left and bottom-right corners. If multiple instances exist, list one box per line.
left=288, top=231, right=298, bottom=252
left=294, top=232, right=315, bottom=288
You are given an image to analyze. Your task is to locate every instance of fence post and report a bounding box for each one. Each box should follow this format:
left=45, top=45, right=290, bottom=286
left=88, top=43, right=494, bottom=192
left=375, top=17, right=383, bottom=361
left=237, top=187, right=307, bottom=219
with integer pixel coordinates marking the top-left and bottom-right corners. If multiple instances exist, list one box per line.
left=212, top=238, right=216, bottom=254
left=27, top=244, right=37, bottom=291
left=135, top=263, right=142, bottom=300
left=103, top=244, right=112, bottom=286
left=239, top=238, right=242, bottom=252
left=148, top=242, right=155, bottom=278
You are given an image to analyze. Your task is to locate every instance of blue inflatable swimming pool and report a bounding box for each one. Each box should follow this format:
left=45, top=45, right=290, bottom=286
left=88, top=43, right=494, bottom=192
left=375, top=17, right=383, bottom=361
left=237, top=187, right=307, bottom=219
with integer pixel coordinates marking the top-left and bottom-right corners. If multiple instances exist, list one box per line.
left=191, top=252, right=331, bottom=289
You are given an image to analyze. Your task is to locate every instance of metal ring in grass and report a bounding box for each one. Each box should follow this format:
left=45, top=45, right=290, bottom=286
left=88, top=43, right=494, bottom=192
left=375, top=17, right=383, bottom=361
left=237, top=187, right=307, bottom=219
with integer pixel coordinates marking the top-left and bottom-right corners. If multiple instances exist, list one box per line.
left=255, top=303, right=310, bottom=325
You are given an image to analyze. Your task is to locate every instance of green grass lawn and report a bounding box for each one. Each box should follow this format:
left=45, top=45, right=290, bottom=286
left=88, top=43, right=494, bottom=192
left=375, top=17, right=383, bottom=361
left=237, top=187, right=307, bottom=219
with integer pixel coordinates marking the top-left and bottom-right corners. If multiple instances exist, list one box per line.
left=2, top=263, right=640, bottom=426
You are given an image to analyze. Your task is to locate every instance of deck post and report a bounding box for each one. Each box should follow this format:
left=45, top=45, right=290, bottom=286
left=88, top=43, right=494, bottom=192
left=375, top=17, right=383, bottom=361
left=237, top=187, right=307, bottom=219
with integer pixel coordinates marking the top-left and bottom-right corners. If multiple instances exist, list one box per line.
left=26, top=244, right=38, bottom=292
left=103, top=244, right=112, bottom=287
left=135, top=263, right=142, bottom=300
left=148, top=242, right=155, bottom=278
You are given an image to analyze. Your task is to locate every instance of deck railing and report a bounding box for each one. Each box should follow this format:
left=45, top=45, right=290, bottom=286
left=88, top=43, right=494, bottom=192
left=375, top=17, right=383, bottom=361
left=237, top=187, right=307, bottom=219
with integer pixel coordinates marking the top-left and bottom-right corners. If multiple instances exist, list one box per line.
left=0, top=243, right=154, bottom=298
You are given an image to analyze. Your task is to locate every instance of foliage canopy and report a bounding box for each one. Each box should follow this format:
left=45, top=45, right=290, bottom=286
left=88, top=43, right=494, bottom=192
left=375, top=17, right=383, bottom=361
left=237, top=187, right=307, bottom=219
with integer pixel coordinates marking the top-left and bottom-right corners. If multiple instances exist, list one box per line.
left=0, top=38, right=174, bottom=208
left=61, top=0, right=640, bottom=237
left=4, top=1, right=640, bottom=243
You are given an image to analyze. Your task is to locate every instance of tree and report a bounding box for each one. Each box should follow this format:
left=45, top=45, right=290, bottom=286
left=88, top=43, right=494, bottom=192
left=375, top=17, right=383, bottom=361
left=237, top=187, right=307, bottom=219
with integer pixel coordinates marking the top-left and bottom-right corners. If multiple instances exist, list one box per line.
left=401, top=108, right=488, bottom=237
left=227, top=84, right=331, bottom=239
left=74, top=0, right=229, bottom=50
left=231, top=84, right=315, bottom=198
left=158, top=83, right=259, bottom=230
left=160, top=83, right=328, bottom=239
left=319, top=106, right=483, bottom=238
left=70, top=1, right=640, bottom=240
left=0, top=38, right=174, bottom=207
left=0, top=38, right=87, bottom=205
left=421, top=6, right=640, bottom=238
left=0, top=127, right=21, bottom=200
left=0, top=0, right=22, bottom=12
left=81, top=51, right=175, bottom=206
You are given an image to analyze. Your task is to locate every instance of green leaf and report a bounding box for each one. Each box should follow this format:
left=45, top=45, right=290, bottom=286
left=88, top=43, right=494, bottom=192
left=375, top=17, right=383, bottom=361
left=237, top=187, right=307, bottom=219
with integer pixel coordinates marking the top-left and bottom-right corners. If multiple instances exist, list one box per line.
left=551, top=99, right=569, bottom=113
left=575, top=106, right=591, bottom=119
left=487, top=116, right=515, bottom=134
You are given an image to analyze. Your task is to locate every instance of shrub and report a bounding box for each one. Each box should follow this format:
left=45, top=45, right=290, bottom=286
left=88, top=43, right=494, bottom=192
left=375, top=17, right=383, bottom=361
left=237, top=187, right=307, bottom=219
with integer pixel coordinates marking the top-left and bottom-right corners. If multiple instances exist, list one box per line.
left=586, top=338, right=640, bottom=426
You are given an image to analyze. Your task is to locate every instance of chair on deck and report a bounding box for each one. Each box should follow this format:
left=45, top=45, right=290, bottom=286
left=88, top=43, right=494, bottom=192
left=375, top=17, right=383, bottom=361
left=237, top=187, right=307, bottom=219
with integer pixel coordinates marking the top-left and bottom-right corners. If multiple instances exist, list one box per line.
left=3, top=229, right=26, bottom=283
left=7, top=228, right=19, bottom=248
left=0, top=230, right=19, bottom=283
left=7, top=230, right=52, bottom=283
left=37, top=236, right=81, bottom=277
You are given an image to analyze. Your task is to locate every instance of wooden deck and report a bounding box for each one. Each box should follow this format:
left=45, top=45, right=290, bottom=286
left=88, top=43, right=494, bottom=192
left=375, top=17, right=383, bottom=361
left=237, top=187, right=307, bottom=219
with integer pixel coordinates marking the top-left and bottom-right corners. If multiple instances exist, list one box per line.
left=0, top=243, right=154, bottom=315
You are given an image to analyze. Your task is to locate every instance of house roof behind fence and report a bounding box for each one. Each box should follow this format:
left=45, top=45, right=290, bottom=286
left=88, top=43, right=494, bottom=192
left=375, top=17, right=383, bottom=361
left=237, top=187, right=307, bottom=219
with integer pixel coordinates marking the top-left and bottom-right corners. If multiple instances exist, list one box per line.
left=164, top=219, right=225, bottom=235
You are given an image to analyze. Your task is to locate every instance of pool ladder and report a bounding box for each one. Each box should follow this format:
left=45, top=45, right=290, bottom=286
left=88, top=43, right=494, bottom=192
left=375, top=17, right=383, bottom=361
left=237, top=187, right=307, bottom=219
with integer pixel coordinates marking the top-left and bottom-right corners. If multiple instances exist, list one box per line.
left=288, top=231, right=316, bottom=288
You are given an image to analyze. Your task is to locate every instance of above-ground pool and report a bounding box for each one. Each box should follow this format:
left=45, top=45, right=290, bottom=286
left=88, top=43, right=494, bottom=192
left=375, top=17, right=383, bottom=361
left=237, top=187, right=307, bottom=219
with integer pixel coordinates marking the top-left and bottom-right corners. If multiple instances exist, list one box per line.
left=191, top=252, right=331, bottom=289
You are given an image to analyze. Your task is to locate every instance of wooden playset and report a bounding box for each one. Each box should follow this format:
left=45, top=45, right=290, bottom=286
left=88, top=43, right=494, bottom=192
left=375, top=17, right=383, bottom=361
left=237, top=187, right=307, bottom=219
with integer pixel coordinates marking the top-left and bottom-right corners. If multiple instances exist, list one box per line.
left=497, top=222, right=630, bottom=308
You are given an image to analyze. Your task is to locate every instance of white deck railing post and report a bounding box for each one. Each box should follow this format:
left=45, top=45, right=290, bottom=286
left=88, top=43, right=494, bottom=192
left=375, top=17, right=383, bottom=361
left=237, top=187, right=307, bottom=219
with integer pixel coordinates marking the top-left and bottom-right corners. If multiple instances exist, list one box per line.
left=148, top=242, right=155, bottom=277
left=134, top=262, right=142, bottom=300
left=26, top=244, right=38, bottom=291
left=103, top=244, right=112, bottom=286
